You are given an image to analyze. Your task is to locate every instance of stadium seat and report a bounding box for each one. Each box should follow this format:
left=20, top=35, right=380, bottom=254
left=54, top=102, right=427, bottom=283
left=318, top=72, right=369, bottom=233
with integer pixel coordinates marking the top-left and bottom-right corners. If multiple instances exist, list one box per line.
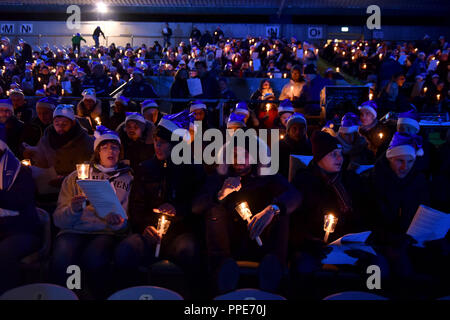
left=214, top=288, right=286, bottom=300
left=107, top=286, right=183, bottom=300
left=323, top=291, right=388, bottom=300
left=0, top=283, right=78, bottom=300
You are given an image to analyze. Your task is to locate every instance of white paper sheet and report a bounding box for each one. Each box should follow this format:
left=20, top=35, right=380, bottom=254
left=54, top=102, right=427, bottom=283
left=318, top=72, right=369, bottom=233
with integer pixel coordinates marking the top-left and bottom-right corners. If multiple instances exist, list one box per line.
left=31, top=166, right=60, bottom=194
left=76, top=179, right=127, bottom=220
left=187, top=78, right=203, bottom=97
left=407, top=205, right=450, bottom=248
left=322, top=231, right=376, bottom=265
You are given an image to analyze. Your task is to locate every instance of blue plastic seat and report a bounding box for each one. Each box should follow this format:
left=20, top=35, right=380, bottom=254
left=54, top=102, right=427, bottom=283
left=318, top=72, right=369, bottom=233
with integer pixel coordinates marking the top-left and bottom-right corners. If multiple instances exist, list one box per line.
left=214, top=288, right=286, bottom=300
left=0, top=283, right=78, bottom=300
left=107, top=285, right=183, bottom=300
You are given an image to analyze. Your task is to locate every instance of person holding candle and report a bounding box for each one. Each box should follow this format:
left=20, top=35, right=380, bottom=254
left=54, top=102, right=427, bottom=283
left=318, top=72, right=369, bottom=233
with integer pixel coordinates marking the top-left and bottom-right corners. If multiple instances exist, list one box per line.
left=50, top=125, right=132, bottom=299
left=290, top=131, right=381, bottom=297
left=279, top=64, right=305, bottom=105
left=115, top=112, right=155, bottom=173
left=114, top=111, right=205, bottom=295
left=9, top=88, right=33, bottom=124
left=193, top=143, right=301, bottom=295
left=278, top=112, right=312, bottom=178
left=335, top=112, right=375, bottom=170
left=358, top=100, right=392, bottom=158
left=0, top=139, right=41, bottom=295
left=76, top=89, right=107, bottom=135
left=256, top=92, right=278, bottom=129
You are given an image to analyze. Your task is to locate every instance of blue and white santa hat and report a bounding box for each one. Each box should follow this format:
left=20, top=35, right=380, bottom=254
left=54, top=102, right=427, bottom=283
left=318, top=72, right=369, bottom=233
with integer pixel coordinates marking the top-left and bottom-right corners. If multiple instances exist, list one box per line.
left=141, top=99, right=159, bottom=113
left=397, top=110, right=420, bottom=132
left=53, top=104, right=75, bottom=121
left=339, top=112, right=360, bottom=134
left=278, top=99, right=294, bottom=115
left=156, top=110, right=194, bottom=141
left=386, top=132, right=424, bottom=159
left=286, top=112, right=307, bottom=132
left=358, top=100, right=378, bottom=118
left=82, top=88, right=96, bottom=102
left=234, top=101, right=249, bottom=116
left=125, top=112, right=146, bottom=125
left=189, top=100, right=207, bottom=112
left=227, top=112, right=247, bottom=129
left=115, top=95, right=130, bottom=107
left=93, top=125, right=121, bottom=150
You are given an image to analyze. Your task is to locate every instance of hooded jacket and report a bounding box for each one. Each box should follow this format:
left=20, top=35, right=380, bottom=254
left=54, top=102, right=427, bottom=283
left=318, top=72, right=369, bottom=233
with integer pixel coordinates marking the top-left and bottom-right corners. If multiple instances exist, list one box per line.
left=53, top=162, right=133, bottom=234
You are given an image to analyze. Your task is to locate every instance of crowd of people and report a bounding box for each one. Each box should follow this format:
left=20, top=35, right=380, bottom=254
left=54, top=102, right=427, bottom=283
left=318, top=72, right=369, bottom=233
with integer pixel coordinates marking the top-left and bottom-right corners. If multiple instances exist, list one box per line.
left=0, top=29, right=449, bottom=300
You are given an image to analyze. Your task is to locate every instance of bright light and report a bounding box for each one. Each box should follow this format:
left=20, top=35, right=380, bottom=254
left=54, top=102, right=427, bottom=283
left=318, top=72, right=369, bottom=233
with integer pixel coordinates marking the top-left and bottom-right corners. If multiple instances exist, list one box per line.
left=97, top=2, right=108, bottom=13
left=341, top=27, right=349, bottom=32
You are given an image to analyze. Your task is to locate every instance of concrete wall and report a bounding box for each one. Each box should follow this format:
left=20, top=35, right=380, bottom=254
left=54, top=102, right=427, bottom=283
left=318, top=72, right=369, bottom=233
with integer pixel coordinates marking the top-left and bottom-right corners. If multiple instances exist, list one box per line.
left=2, top=21, right=449, bottom=49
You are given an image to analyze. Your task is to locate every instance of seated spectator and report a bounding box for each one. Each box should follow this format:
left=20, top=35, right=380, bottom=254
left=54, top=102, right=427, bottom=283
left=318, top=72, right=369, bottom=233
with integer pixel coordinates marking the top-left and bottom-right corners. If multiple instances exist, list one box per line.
left=116, top=112, right=154, bottom=172
left=170, top=68, right=190, bottom=114
left=10, top=88, right=33, bottom=124
left=50, top=126, right=132, bottom=299
left=279, top=113, right=312, bottom=178
left=108, top=96, right=130, bottom=131
left=0, top=99, right=24, bottom=158
left=141, top=99, right=161, bottom=125
left=22, top=97, right=57, bottom=147
left=299, top=64, right=333, bottom=115
left=250, top=80, right=275, bottom=111
left=193, top=143, right=301, bottom=294
left=335, top=112, right=375, bottom=169
left=273, top=99, right=295, bottom=132
left=76, top=89, right=106, bottom=135
left=256, top=93, right=278, bottom=129
left=358, top=100, right=392, bottom=158
left=279, top=64, right=305, bottom=110
left=0, top=139, right=41, bottom=295
left=23, top=104, right=93, bottom=186
left=122, top=69, right=159, bottom=99
left=114, top=112, right=205, bottom=292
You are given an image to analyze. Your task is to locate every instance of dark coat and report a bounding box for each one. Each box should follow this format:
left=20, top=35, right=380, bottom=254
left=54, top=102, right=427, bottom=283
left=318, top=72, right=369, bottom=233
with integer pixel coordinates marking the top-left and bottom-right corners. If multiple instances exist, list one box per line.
left=21, top=117, right=50, bottom=147
left=3, top=116, right=24, bottom=158
left=291, top=161, right=370, bottom=249
left=128, top=157, right=205, bottom=234
left=0, top=165, right=40, bottom=237
left=363, top=154, right=431, bottom=246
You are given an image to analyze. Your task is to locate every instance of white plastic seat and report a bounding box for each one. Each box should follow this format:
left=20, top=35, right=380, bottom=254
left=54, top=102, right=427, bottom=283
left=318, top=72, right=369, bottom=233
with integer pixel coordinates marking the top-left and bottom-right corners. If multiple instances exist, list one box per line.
left=107, top=285, right=183, bottom=300
left=1, top=283, right=78, bottom=300
left=214, top=288, right=286, bottom=300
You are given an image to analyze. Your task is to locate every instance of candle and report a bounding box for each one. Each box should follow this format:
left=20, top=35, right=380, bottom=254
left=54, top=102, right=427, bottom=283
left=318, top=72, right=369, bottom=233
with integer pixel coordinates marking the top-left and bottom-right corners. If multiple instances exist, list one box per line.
left=116, top=74, right=120, bottom=81
left=189, top=38, right=192, bottom=42
left=95, top=117, right=101, bottom=126
left=249, top=60, right=253, bottom=67
left=265, top=103, right=271, bottom=112
left=43, top=84, right=47, bottom=91
left=378, top=132, right=383, bottom=139
left=342, top=51, right=346, bottom=56
left=118, top=59, right=122, bottom=63
left=336, top=67, right=340, bottom=73
left=423, top=87, right=427, bottom=93
left=362, top=63, right=367, bottom=69
left=62, top=89, right=65, bottom=96
left=323, top=213, right=338, bottom=243
left=75, top=53, right=78, bottom=58
left=262, top=47, right=265, bottom=51
left=155, top=214, right=171, bottom=258
left=379, top=53, right=383, bottom=60
left=98, top=53, right=101, bottom=59
left=315, top=49, right=318, bottom=55
left=58, top=75, right=61, bottom=81
left=235, top=202, right=263, bottom=246
left=280, top=134, right=285, bottom=140
left=76, top=163, right=90, bottom=180
left=369, top=92, right=373, bottom=100
left=283, top=73, right=287, bottom=78
left=269, top=74, right=273, bottom=79
left=437, top=94, right=440, bottom=101
left=290, top=86, right=294, bottom=100
left=21, top=159, right=31, bottom=166
left=38, top=77, right=41, bottom=83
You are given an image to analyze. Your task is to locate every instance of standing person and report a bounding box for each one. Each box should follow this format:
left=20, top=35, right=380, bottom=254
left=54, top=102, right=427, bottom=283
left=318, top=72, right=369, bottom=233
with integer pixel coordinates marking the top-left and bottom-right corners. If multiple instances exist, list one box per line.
left=169, top=68, right=190, bottom=114
left=0, top=139, right=41, bottom=295
left=92, top=26, right=105, bottom=48
left=50, top=126, right=132, bottom=299
left=279, top=65, right=305, bottom=111
left=190, top=26, right=202, bottom=43
left=72, top=33, right=86, bottom=54
left=18, top=39, right=33, bottom=64
left=162, top=23, right=173, bottom=48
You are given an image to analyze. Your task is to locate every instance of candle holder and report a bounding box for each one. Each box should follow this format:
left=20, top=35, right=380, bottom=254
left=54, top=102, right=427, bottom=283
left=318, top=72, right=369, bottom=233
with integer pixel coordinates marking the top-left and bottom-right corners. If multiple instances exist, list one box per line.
left=235, top=201, right=263, bottom=246
left=323, top=213, right=338, bottom=243
left=155, top=214, right=172, bottom=258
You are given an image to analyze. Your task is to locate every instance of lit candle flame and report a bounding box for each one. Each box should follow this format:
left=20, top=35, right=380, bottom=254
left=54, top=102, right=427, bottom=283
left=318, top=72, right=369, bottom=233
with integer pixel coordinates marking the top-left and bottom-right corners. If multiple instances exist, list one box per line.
left=77, top=164, right=90, bottom=180
left=423, top=87, right=427, bottom=93
left=369, top=92, right=373, bottom=100
left=21, top=159, right=31, bottom=166
left=379, top=133, right=383, bottom=139
left=266, top=103, right=270, bottom=112
left=336, top=67, right=340, bottom=73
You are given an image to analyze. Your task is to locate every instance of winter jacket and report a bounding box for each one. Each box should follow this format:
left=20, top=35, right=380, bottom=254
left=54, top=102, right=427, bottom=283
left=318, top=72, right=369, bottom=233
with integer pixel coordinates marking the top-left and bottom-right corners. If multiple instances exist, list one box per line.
left=53, top=163, right=133, bottom=234
left=22, top=117, right=50, bottom=147
left=116, top=120, right=155, bottom=172
left=2, top=116, right=24, bottom=158
left=30, top=121, right=93, bottom=176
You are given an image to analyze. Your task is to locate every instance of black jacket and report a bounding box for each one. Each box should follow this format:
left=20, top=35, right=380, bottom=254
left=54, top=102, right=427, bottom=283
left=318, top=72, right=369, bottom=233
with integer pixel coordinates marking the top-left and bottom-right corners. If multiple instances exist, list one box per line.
left=363, top=154, right=431, bottom=246
left=128, top=158, right=205, bottom=234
